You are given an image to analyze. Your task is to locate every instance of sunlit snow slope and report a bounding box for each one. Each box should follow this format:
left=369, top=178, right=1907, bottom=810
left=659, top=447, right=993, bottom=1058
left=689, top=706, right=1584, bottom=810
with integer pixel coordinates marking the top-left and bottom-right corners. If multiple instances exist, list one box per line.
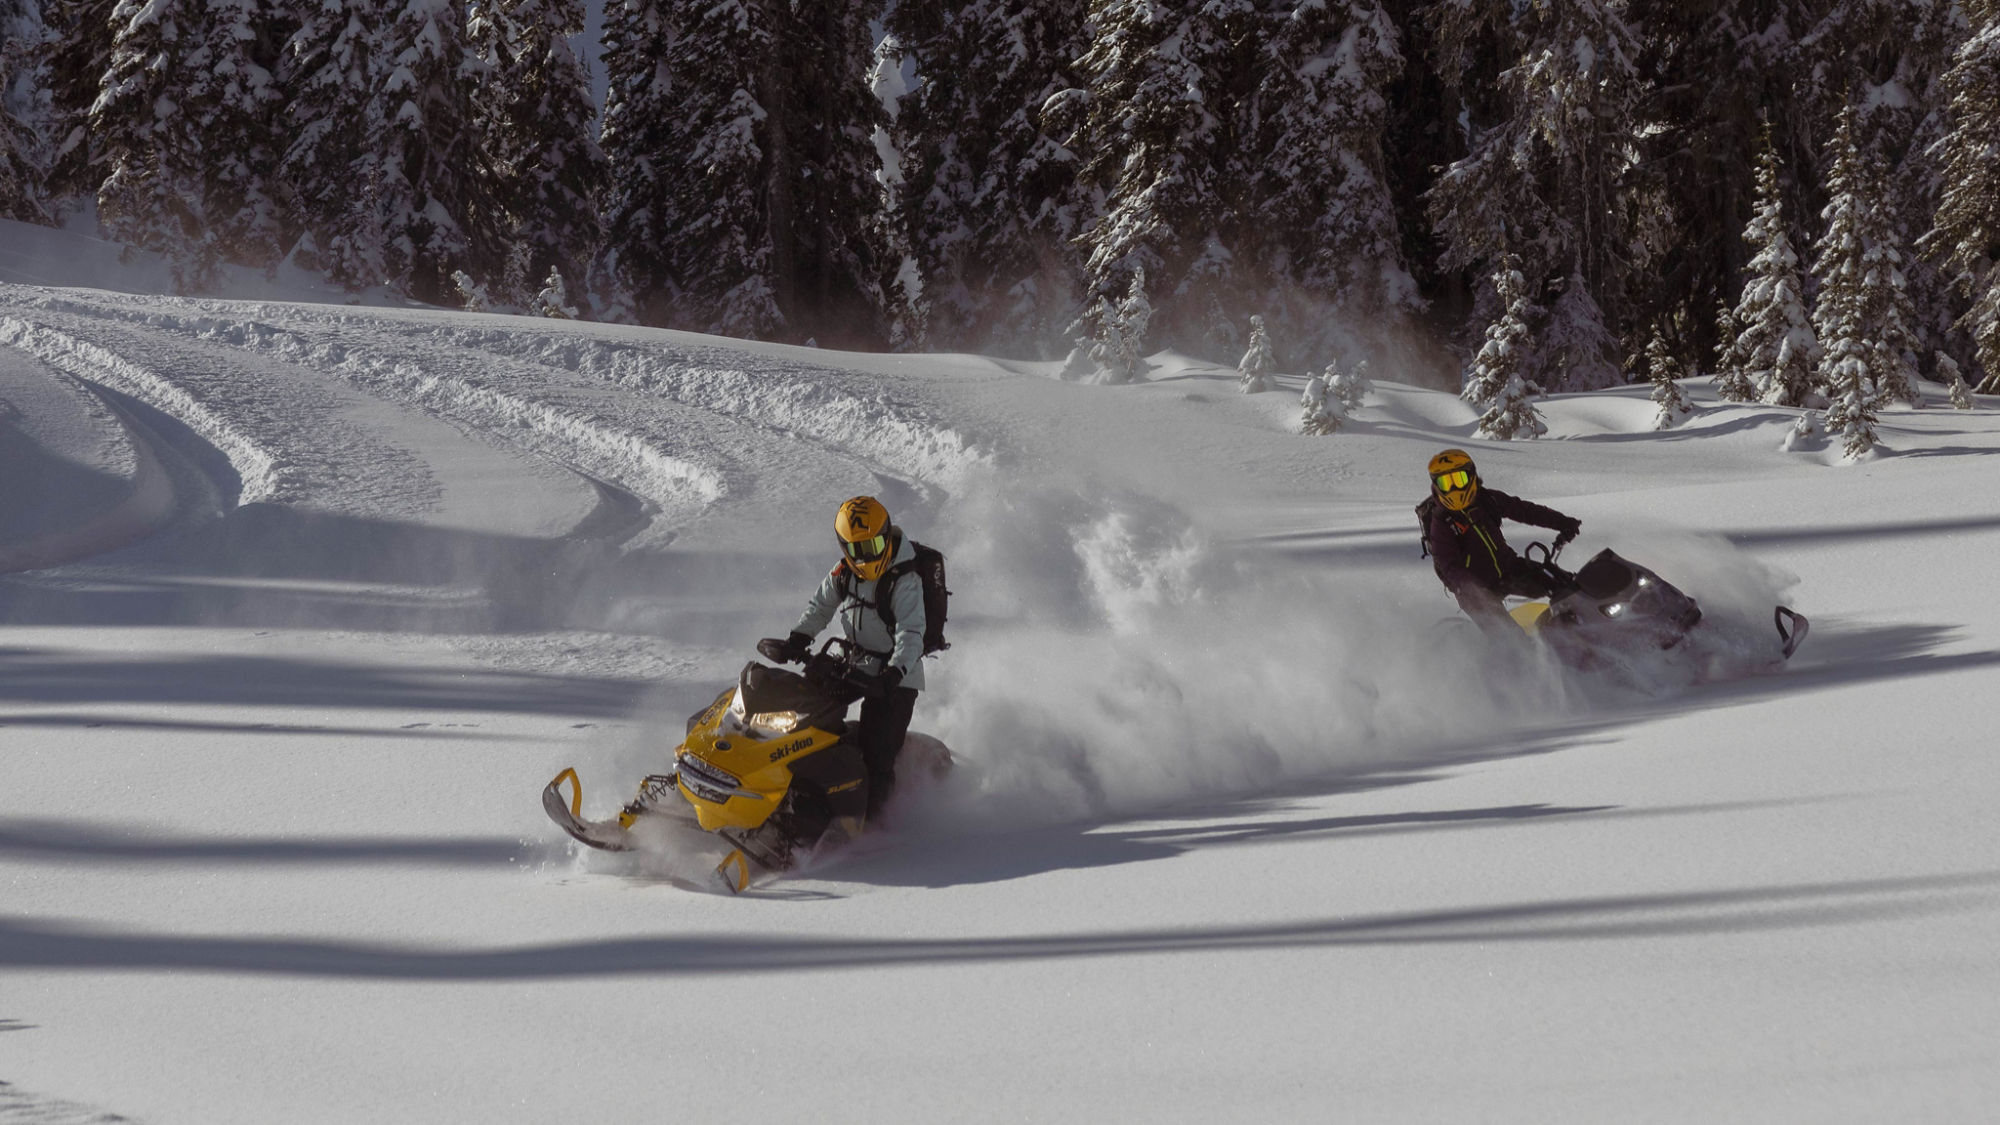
left=0, top=219, right=1995, bottom=1124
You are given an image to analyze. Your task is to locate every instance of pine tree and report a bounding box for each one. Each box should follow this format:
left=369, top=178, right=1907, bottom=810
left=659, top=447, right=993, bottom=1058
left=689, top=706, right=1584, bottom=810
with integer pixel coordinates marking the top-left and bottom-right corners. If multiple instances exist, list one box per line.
left=280, top=0, right=387, bottom=288
left=885, top=0, right=1089, bottom=355
left=40, top=0, right=117, bottom=204
left=369, top=0, right=506, bottom=303
left=1939, top=352, right=1974, bottom=408
left=1731, top=132, right=1817, bottom=407
left=601, top=0, right=890, bottom=343
left=1536, top=269, right=1622, bottom=392
left=1300, top=374, right=1340, bottom=434
left=1858, top=146, right=1922, bottom=406
left=1328, top=357, right=1370, bottom=413
left=534, top=267, right=578, bottom=318
left=1625, top=0, right=1822, bottom=369
left=1815, top=107, right=1882, bottom=457
left=1463, top=258, right=1546, bottom=440
left=1647, top=328, right=1693, bottom=429
left=471, top=0, right=605, bottom=308
left=0, top=0, right=48, bottom=222
left=1053, top=0, right=1260, bottom=358
left=1087, top=267, right=1153, bottom=384
left=1922, top=0, right=2000, bottom=394
left=593, top=0, right=680, bottom=324
left=1237, top=314, right=1274, bottom=393
left=88, top=0, right=287, bottom=287
left=1712, top=297, right=1756, bottom=402
left=92, top=0, right=212, bottom=285
left=1801, top=0, right=1964, bottom=368
left=1425, top=0, right=1646, bottom=380
left=1253, top=0, right=1415, bottom=356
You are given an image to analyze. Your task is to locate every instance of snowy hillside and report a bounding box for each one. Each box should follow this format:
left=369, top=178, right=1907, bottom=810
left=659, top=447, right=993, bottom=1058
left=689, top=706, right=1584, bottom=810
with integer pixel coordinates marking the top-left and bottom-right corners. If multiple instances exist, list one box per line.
left=1, top=220, right=1996, bottom=1123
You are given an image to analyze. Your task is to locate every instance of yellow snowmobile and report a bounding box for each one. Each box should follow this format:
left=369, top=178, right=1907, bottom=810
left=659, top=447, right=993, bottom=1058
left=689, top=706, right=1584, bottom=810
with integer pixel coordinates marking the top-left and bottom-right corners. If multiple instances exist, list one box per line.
left=542, top=637, right=950, bottom=893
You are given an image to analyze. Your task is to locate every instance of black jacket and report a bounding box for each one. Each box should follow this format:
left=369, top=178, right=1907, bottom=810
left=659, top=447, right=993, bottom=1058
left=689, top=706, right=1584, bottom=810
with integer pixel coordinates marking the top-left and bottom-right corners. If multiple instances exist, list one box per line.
left=1421, top=488, right=1580, bottom=594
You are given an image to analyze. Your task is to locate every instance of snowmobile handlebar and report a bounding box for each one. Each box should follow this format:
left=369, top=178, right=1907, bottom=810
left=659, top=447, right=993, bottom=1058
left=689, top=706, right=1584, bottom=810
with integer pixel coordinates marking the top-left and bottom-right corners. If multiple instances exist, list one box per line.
left=1522, top=541, right=1581, bottom=593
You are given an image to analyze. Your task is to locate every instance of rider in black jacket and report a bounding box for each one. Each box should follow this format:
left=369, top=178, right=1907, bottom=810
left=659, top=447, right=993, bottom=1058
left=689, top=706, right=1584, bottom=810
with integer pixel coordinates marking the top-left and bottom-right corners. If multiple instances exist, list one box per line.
left=1420, top=449, right=1582, bottom=634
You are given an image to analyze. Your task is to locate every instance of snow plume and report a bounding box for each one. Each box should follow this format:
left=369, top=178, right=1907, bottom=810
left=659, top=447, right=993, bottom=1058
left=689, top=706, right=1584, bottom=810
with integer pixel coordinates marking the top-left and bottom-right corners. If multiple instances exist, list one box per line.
left=908, top=481, right=1546, bottom=831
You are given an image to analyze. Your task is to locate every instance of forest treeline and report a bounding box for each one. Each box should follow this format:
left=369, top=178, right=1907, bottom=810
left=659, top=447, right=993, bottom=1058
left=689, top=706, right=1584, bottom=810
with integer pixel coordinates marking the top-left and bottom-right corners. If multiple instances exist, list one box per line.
left=1, top=0, right=1997, bottom=410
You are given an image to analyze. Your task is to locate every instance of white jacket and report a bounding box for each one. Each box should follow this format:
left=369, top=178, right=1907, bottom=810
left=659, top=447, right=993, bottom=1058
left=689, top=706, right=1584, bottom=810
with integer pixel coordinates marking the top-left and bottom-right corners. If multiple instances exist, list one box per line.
left=791, top=533, right=928, bottom=691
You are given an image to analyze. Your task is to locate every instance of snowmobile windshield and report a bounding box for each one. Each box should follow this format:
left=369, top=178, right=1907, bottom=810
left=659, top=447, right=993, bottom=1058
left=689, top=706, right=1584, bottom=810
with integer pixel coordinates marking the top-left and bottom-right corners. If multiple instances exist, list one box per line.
left=731, top=662, right=846, bottom=734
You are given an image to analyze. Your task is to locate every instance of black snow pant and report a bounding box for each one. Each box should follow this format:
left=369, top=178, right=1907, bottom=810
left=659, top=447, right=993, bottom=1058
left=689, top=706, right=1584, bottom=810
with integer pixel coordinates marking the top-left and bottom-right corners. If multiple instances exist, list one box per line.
left=835, top=684, right=920, bottom=820
left=1452, top=562, right=1565, bottom=639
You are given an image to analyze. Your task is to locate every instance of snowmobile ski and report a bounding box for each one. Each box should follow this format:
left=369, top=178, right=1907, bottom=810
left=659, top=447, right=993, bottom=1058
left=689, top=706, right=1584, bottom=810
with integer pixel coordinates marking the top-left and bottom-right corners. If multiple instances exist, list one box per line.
left=541, top=768, right=682, bottom=852
left=1775, top=606, right=1809, bottom=660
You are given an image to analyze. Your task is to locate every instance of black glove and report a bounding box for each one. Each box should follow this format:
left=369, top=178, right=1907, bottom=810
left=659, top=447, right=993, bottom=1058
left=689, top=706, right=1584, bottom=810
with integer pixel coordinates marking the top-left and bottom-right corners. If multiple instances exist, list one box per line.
left=1553, top=521, right=1580, bottom=551
left=756, top=632, right=813, bottom=664
left=871, top=666, right=905, bottom=696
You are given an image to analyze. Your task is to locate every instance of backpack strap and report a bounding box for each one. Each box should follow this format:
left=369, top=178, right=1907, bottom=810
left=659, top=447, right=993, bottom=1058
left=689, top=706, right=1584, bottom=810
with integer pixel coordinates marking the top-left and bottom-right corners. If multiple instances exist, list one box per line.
left=835, top=558, right=910, bottom=660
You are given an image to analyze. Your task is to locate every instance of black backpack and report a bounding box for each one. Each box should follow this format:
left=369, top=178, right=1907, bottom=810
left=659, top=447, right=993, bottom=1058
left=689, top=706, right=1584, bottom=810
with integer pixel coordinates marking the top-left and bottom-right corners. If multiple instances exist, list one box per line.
left=841, top=539, right=951, bottom=655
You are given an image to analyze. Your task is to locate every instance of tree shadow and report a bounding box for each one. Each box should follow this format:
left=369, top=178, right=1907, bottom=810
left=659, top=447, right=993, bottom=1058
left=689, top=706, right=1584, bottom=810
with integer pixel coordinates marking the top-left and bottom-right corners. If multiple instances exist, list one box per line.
left=2, top=871, right=1991, bottom=980
left=0, top=818, right=525, bottom=868
left=0, top=646, right=648, bottom=716
left=0, top=713, right=524, bottom=739
left=1720, top=512, right=2000, bottom=549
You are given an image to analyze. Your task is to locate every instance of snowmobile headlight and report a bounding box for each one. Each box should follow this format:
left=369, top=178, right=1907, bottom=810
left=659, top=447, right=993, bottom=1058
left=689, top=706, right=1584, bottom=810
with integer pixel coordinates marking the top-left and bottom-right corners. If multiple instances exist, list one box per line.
left=676, top=754, right=742, bottom=804
left=1636, top=577, right=1651, bottom=588
left=1603, top=602, right=1626, bottom=618
left=746, top=710, right=803, bottom=737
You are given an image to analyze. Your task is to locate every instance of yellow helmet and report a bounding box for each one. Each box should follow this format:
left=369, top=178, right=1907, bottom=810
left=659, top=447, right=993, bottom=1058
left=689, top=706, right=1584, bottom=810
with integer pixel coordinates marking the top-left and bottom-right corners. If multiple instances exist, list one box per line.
left=1428, top=448, right=1479, bottom=511
left=834, top=495, right=897, bottom=581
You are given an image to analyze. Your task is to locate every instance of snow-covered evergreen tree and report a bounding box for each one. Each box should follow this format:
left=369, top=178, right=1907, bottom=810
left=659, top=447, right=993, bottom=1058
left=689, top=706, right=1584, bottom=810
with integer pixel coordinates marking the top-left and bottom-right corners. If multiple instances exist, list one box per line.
left=1463, top=258, right=1546, bottom=440
left=1647, top=329, right=1693, bottom=429
left=1252, top=0, right=1415, bottom=355
left=93, top=0, right=211, bottom=286
left=1300, top=374, right=1340, bottom=434
left=1051, top=0, right=1259, bottom=358
left=1815, top=108, right=1883, bottom=458
left=1731, top=132, right=1818, bottom=407
left=1536, top=270, right=1622, bottom=392
left=1712, top=298, right=1756, bottom=402
left=1782, top=406, right=1825, bottom=452
left=1922, top=0, right=2000, bottom=395
left=1858, top=147, right=1923, bottom=406
left=1939, top=351, right=1974, bottom=408
left=369, top=0, right=504, bottom=303
left=1328, top=357, right=1370, bottom=414
left=885, top=0, right=1088, bottom=355
left=1800, top=0, right=1964, bottom=367
left=470, top=0, right=605, bottom=309
left=533, top=267, right=578, bottom=319
left=1237, top=314, right=1274, bottom=393
left=593, top=0, right=679, bottom=324
left=1822, top=340, right=1881, bottom=459
left=39, top=0, right=117, bottom=204
left=86, top=0, right=287, bottom=285
left=279, top=0, right=382, bottom=286
left=1625, top=0, right=1822, bottom=368
left=1087, top=267, right=1153, bottom=384
left=1812, top=103, right=1893, bottom=416
left=0, top=0, right=48, bottom=222
left=602, top=0, right=890, bottom=343
left=1426, top=0, right=1646, bottom=378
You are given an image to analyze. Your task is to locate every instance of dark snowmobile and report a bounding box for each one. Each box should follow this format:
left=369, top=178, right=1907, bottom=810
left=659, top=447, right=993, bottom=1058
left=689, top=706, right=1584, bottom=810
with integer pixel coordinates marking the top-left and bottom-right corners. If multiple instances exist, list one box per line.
left=1505, top=541, right=1808, bottom=668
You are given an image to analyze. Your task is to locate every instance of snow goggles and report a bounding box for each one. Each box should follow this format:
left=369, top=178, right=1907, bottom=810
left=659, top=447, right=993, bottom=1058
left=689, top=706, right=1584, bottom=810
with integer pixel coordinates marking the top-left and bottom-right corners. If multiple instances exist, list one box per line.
left=1434, top=470, right=1472, bottom=492
left=841, top=534, right=889, bottom=563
